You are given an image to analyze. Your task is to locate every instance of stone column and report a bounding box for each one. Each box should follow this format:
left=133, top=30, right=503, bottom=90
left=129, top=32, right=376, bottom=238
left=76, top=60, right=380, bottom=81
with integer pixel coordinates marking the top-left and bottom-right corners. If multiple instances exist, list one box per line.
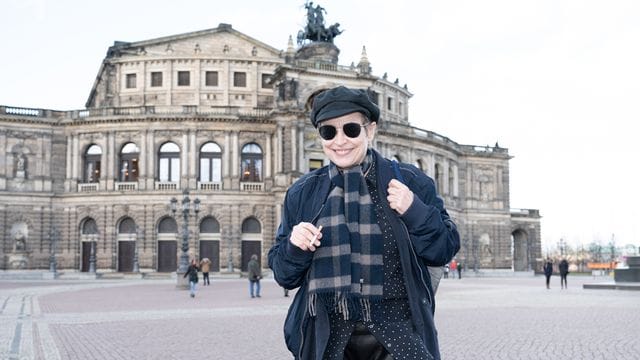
left=146, top=131, right=155, bottom=189
left=189, top=130, right=197, bottom=189
left=139, top=131, right=146, bottom=189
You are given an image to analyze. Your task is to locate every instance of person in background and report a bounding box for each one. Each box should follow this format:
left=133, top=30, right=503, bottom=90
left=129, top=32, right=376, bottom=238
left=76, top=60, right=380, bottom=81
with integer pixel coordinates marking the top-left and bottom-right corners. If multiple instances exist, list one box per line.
left=543, top=258, right=553, bottom=289
left=200, top=257, right=211, bottom=286
left=269, top=86, right=460, bottom=360
left=248, top=254, right=262, bottom=298
left=183, top=258, right=199, bottom=298
left=559, top=258, right=569, bottom=289
left=457, top=262, right=463, bottom=279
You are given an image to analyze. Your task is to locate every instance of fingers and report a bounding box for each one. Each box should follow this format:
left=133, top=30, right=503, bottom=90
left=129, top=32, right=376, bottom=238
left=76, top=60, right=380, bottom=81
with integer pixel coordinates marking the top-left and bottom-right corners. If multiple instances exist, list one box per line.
left=290, top=222, right=323, bottom=252
left=387, top=179, right=413, bottom=215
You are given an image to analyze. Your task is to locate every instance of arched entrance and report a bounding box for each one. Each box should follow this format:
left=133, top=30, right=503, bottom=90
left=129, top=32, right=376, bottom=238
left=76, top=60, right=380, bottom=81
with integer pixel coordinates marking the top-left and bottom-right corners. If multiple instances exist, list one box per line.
left=80, top=218, right=98, bottom=272
left=199, top=216, right=221, bottom=272
left=241, top=217, right=262, bottom=271
left=512, top=229, right=529, bottom=271
left=157, top=217, right=177, bottom=272
left=117, top=217, right=136, bottom=272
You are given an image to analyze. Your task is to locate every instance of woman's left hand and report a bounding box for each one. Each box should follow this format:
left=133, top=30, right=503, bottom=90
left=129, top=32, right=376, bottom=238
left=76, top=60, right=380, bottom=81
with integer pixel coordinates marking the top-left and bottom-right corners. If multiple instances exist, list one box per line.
left=387, top=179, right=414, bottom=215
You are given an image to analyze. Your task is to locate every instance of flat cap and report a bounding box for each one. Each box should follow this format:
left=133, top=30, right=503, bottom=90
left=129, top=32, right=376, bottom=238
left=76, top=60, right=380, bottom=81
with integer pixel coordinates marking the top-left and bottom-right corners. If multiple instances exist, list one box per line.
left=310, top=86, right=380, bottom=127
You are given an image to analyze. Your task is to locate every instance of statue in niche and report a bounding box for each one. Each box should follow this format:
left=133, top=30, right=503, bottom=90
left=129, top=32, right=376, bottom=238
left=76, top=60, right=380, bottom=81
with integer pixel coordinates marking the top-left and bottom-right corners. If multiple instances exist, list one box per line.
left=15, top=154, right=26, bottom=178
left=13, top=230, right=27, bottom=252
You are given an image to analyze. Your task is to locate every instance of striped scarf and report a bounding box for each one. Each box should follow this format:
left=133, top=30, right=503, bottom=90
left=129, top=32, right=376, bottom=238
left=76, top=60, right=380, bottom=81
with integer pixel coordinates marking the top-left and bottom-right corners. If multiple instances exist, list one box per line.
left=308, top=152, right=383, bottom=321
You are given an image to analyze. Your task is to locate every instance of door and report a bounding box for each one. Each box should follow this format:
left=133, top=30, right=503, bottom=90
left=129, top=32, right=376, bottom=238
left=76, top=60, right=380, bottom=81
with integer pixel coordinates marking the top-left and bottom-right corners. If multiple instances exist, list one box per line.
left=81, top=242, right=91, bottom=272
left=241, top=241, right=261, bottom=272
left=118, top=241, right=135, bottom=272
left=199, top=240, right=220, bottom=272
left=158, top=240, right=177, bottom=272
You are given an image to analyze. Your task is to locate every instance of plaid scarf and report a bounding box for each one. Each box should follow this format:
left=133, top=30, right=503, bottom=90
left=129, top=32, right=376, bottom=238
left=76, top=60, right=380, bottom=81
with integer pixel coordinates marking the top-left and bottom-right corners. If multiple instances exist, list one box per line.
left=307, top=152, right=383, bottom=321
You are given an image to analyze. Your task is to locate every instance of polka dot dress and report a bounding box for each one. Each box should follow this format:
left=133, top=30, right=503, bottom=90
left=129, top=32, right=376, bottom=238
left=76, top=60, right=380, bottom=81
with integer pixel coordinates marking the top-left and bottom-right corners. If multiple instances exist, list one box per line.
left=321, top=161, right=433, bottom=360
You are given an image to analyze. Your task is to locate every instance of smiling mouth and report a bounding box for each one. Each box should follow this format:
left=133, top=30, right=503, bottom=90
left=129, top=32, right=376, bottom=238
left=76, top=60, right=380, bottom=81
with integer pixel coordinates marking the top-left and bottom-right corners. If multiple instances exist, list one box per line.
left=333, top=149, right=351, bottom=155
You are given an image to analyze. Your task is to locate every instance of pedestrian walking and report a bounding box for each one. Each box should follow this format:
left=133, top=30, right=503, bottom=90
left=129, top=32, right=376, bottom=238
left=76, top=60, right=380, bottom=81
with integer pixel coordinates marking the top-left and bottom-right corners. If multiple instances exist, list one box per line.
left=559, top=258, right=569, bottom=289
left=457, top=262, right=463, bottom=279
left=268, top=86, right=460, bottom=360
left=450, top=259, right=458, bottom=279
left=444, top=263, right=450, bottom=279
left=248, top=254, right=262, bottom=298
left=543, top=258, right=553, bottom=289
left=200, top=257, right=211, bottom=286
left=183, top=258, right=199, bottom=298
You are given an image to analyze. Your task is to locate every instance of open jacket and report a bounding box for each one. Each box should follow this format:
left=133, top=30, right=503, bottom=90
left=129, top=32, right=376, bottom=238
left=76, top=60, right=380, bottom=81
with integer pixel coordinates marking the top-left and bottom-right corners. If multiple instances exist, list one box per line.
left=268, top=150, right=460, bottom=360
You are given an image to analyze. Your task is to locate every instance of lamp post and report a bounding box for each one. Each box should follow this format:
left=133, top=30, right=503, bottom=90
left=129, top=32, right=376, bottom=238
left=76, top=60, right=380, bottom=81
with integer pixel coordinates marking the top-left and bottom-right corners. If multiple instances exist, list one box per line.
left=133, top=225, right=141, bottom=273
left=171, top=189, right=200, bottom=289
left=49, top=227, right=59, bottom=273
left=558, top=238, right=566, bottom=257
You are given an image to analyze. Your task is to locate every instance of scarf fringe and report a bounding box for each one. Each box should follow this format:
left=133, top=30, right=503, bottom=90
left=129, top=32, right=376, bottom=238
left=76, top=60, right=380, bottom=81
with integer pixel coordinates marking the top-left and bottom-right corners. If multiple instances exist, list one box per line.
left=309, top=291, right=382, bottom=321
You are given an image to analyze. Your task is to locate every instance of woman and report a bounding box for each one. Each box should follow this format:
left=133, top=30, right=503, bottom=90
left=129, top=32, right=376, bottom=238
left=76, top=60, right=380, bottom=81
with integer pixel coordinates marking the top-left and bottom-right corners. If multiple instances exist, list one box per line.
left=268, top=86, right=460, bottom=360
left=183, top=258, right=199, bottom=298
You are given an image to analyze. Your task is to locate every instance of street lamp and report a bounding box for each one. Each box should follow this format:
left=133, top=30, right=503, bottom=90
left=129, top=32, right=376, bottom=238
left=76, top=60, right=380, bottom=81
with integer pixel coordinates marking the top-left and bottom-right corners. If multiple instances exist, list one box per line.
left=133, top=225, right=141, bottom=273
left=558, top=238, right=566, bottom=257
left=49, top=227, right=59, bottom=274
left=171, top=188, right=200, bottom=288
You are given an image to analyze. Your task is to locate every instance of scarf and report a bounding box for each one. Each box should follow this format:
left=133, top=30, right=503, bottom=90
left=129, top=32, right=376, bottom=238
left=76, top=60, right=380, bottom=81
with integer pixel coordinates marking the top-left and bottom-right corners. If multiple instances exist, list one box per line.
left=307, top=152, right=383, bottom=321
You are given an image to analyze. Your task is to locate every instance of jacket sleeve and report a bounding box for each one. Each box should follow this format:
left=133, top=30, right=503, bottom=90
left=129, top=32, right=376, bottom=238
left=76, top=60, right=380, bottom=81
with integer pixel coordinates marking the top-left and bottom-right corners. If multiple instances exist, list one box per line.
left=400, top=172, right=460, bottom=266
left=268, top=187, right=315, bottom=290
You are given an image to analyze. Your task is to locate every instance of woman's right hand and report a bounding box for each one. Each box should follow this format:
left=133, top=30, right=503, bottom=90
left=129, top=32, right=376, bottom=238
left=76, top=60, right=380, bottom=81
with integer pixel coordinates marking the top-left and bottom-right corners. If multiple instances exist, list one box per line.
left=289, top=222, right=323, bottom=252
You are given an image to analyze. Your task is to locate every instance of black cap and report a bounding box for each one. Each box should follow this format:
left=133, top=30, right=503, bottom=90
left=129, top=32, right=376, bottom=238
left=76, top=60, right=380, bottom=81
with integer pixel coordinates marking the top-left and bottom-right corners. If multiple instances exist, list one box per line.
left=310, top=86, right=380, bottom=128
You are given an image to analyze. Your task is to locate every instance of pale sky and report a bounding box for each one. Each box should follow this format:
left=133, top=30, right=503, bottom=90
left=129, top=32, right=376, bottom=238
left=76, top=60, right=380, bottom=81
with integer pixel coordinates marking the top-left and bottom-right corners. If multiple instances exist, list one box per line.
left=2, top=0, right=639, bottom=250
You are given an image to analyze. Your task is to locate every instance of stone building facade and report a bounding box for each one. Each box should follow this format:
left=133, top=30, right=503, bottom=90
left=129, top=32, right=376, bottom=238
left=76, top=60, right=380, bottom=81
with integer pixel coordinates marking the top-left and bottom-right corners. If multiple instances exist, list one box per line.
left=0, top=23, right=541, bottom=274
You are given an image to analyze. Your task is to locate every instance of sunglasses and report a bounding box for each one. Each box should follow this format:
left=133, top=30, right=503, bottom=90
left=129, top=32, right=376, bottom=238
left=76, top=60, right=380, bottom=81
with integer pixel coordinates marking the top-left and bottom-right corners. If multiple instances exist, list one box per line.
left=318, top=123, right=369, bottom=140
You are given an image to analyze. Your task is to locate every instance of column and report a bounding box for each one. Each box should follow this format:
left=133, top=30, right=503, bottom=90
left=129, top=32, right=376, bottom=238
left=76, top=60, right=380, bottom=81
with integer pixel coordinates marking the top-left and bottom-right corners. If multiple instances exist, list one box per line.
left=290, top=126, right=297, bottom=172
left=72, top=135, right=79, bottom=180
left=265, top=131, right=272, bottom=178
left=297, top=123, right=304, bottom=173
left=189, top=130, right=197, bottom=189
left=146, top=131, right=155, bottom=189
left=231, top=131, right=238, bottom=177
left=275, top=126, right=282, bottom=173
left=224, top=133, right=230, bottom=177
left=181, top=132, right=188, bottom=188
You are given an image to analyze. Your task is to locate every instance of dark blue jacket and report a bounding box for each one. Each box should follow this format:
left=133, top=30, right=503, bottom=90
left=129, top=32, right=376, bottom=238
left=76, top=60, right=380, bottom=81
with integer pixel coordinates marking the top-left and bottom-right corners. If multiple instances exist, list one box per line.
left=268, top=150, right=460, bottom=359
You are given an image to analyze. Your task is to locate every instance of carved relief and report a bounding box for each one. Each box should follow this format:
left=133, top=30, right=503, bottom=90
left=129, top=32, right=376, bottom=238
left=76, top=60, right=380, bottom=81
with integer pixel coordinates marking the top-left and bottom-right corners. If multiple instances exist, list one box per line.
left=474, top=167, right=495, bottom=201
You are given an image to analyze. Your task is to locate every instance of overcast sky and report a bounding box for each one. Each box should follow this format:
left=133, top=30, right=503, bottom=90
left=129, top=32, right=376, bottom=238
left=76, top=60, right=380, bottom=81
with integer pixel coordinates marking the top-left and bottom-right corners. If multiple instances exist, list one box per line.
left=2, top=0, right=639, bottom=250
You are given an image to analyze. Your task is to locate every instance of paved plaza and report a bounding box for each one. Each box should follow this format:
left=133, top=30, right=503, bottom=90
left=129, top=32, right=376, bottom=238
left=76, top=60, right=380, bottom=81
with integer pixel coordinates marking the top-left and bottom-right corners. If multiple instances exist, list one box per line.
left=1, top=274, right=638, bottom=359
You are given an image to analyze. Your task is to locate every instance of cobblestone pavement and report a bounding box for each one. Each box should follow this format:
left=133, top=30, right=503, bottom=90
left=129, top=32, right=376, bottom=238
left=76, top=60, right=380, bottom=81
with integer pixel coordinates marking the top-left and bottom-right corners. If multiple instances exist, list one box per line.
left=1, top=274, right=638, bottom=359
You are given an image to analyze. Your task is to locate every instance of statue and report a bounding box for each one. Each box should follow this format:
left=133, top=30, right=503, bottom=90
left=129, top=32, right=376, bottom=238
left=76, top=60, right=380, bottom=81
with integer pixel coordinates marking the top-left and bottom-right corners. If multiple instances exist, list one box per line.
left=13, top=230, right=27, bottom=252
left=298, top=2, right=343, bottom=45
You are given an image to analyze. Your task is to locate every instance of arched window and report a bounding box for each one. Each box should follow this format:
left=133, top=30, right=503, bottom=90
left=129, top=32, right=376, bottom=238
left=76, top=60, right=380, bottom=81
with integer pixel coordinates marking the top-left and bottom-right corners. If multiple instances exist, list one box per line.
left=241, top=217, right=261, bottom=233
left=158, top=142, right=180, bottom=182
left=118, top=217, right=136, bottom=234
left=200, top=217, right=220, bottom=233
left=158, top=217, right=177, bottom=233
left=84, top=144, right=102, bottom=183
left=241, top=143, right=263, bottom=182
left=82, top=218, right=99, bottom=235
left=119, top=143, right=140, bottom=182
left=199, top=142, right=222, bottom=182
left=434, top=163, right=443, bottom=192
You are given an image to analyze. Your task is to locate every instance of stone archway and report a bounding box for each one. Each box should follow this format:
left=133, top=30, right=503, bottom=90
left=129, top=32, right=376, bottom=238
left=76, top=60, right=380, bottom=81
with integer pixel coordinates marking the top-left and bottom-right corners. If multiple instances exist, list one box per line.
left=512, top=229, right=529, bottom=271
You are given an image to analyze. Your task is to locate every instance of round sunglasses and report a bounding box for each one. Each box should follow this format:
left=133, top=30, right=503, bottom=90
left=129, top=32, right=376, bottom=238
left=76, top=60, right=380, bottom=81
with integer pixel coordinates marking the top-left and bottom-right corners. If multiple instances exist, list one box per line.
left=318, top=123, right=369, bottom=140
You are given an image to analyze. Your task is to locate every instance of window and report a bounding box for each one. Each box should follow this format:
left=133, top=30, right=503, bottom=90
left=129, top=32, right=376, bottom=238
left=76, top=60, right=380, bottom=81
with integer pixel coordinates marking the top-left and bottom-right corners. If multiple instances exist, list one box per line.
left=309, top=159, right=323, bottom=171
left=261, top=74, right=272, bottom=89
left=387, top=96, right=393, bottom=111
left=242, top=217, right=261, bottom=233
left=205, top=71, right=218, bottom=86
left=233, top=72, right=247, bottom=87
left=200, top=217, right=220, bottom=233
left=158, top=142, right=180, bottom=182
left=118, top=217, right=136, bottom=234
left=151, top=72, right=163, bottom=87
left=199, top=142, right=222, bottom=182
left=178, top=71, right=190, bottom=86
left=158, top=217, right=177, bottom=233
left=126, top=74, right=137, bottom=89
left=82, top=218, right=99, bottom=235
left=84, top=144, right=102, bottom=183
left=241, top=143, right=262, bottom=182
left=435, top=163, right=443, bottom=192
left=119, top=142, right=140, bottom=182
